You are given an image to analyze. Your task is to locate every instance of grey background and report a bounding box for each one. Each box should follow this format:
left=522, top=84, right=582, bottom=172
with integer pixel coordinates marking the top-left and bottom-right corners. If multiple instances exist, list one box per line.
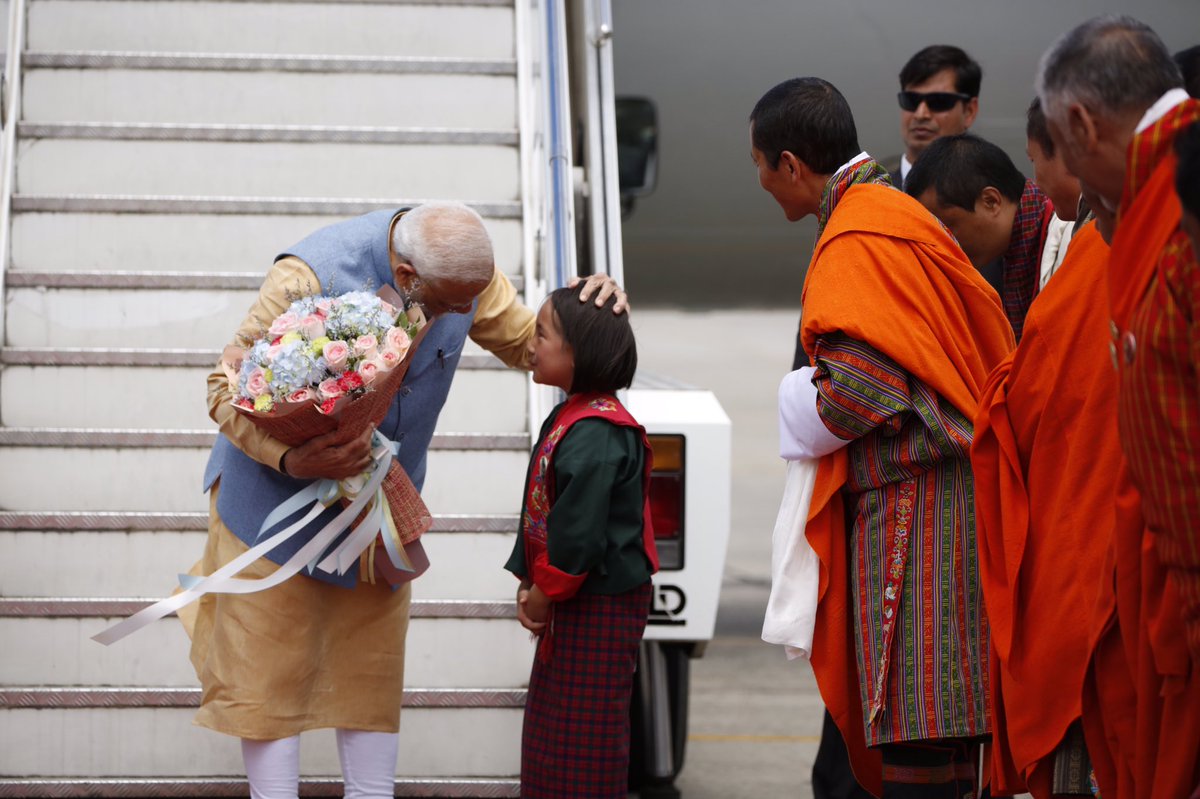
left=611, top=0, right=1199, bottom=307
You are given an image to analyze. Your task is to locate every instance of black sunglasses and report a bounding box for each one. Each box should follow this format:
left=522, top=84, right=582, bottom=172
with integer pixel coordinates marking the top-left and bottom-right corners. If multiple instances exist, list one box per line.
left=897, top=90, right=973, bottom=113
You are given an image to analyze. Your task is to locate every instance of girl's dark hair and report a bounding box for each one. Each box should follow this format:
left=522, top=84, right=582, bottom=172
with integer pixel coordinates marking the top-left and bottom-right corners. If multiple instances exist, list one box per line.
left=548, top=283, right=637, bottom=394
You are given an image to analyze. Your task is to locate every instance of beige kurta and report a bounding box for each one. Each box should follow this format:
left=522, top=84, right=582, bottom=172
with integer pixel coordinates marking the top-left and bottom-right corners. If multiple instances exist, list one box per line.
left=183, top=248, right=534, bottom=740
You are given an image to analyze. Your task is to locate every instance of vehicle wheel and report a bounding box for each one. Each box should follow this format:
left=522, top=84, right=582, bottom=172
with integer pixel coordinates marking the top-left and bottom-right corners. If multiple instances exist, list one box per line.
left=628, top=640, right=691, bottom=796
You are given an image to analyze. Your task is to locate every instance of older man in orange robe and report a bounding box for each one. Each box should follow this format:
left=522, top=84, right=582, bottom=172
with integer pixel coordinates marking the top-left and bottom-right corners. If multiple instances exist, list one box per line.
left=1038, top=14, right=1200, bottom=798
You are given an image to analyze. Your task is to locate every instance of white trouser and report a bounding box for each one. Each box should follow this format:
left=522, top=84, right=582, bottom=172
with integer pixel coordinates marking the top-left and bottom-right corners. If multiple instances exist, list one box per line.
left=241, top=730, right=399, bottom=799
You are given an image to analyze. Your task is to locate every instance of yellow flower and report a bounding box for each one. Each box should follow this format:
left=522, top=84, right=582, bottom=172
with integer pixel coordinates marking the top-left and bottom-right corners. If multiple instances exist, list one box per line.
left=311, top=336, right=331, bottom=356
left=281, top=332, right=302, bottom=345
left=254, top=394, right=274, bottom=412
left=263, top=368, right=273, bottom=382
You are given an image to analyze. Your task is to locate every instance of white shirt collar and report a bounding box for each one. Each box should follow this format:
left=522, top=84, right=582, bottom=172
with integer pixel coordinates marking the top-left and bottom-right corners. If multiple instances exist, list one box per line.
left=900, top=154, right=913, bottom=181
left=1136, top=88, right=1191, bottom=133
left=836, top=151, right=871, bottom=175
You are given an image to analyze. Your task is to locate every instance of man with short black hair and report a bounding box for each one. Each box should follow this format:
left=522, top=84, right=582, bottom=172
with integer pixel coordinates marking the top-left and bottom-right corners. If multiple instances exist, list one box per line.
left=890, top=45, right=981, bottom=189
left=752, top=76, right=1012, bottom=798
left=906, top=134, right=1053, bottom=341
left=1038, top=14, right=1200, bottom=797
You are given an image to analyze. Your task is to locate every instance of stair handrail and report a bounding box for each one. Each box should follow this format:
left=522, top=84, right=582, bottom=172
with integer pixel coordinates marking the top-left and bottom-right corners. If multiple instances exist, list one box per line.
left=0, top=0, right=27, bottom=340
left=520, top=0, right=579, bottom=429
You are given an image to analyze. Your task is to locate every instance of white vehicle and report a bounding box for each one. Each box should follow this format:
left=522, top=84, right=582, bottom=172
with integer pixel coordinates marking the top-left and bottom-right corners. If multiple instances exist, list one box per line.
left=0, top=1, right=730, bottom=797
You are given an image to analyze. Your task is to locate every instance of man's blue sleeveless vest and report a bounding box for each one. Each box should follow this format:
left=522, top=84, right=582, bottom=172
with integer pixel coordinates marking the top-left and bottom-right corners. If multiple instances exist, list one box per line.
left=202, top=209, right=475, bottom=587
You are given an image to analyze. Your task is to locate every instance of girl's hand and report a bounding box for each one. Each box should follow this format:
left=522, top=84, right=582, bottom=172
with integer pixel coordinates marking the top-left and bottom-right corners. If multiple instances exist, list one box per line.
left=516, top=587, right=547, bottom=634
left=523, top=585, right=552, bottom=623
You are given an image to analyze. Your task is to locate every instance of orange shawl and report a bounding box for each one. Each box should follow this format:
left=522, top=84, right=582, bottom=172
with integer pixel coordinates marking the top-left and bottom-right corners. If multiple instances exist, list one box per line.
left=800, top=184, right=1014, bottom=795
left=970, top=223, right=1114, bottom=795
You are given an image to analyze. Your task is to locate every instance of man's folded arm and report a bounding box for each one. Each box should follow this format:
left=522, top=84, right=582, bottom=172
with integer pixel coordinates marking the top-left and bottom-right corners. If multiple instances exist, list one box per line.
left=779, top=366, right=850, bottom=459
left=779, top=332, right=912, bottom=461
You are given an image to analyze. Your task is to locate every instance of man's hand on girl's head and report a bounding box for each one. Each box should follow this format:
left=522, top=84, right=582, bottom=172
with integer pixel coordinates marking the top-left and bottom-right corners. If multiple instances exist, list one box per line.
left=570, top=274, right=629, bottom=314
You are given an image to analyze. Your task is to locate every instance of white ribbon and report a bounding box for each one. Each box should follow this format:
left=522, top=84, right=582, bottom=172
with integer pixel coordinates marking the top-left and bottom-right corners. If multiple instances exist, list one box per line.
left=92, top=432, right=399, bottom=646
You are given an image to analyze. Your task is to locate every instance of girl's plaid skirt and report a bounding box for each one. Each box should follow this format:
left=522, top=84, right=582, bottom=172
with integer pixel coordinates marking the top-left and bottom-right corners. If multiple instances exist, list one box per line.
left=521, top=581, right=652, bottom=799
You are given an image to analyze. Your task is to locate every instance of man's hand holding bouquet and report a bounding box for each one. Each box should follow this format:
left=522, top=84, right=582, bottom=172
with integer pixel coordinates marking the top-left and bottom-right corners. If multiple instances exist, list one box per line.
left=94, top=286, right=432, bottom=645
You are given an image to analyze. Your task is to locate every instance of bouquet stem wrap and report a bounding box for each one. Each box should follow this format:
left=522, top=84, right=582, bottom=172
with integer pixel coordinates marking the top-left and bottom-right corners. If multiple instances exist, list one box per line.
left=93, top=431, right=430, bottom=646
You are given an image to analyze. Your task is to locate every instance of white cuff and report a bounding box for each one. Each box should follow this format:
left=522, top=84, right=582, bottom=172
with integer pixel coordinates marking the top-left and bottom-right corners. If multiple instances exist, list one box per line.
left=778, top=366, right=849, bottom=460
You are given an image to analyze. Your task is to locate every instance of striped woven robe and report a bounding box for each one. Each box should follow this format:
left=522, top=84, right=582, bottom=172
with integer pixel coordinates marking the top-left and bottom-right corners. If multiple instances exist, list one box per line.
left=813, top=332, right=988, bottom=746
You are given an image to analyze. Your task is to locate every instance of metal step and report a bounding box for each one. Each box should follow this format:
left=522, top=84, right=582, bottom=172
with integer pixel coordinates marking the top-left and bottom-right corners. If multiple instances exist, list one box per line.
left=30, top=2, right=514, bottom=60
left=10, top=195, right=522, bottom=218
left=0, top=512, right=517, bottom=531
left=1, top=347, right=510, bottom=369
left=2, top=612, right=533, bottom=688
left=0, top=705, right=521, bottom=777
left=18, top=122, right=518, bottom=146
left=0, top=528, right=519, bottom=599
left=16, top=140, right=519, bottom=201
left=0, top=778, right=520, bottom=798
left=0, top=429, right=530, bottom=450
left=23, top=71, right=517, bottom=128
left=9, top=214, right=523, bottom=277
left=0, top=687, right=525, bottom=709
left=0, top=778, right=519, bottom=798
left=0, top=448, right=527, bottom=514
left=0, top=362, right=526, bottom=431
left=24, top=51, right=515, bottom=75
left=0, top=598, right=516, bottom=618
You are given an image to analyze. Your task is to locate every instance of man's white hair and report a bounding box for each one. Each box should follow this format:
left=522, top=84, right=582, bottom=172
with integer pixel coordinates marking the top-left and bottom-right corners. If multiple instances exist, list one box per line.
left=392, top=201, right=494, bottom=286
left=1036, top=15, right=1182, bottom=122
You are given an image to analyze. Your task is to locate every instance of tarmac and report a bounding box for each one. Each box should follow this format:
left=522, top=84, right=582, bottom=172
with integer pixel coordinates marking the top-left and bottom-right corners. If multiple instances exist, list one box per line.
left=634, top=308, right=822, bottom=798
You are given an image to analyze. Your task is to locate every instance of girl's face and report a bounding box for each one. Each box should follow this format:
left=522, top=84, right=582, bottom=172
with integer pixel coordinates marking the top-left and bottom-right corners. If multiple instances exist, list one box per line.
left=529, top=301, right=575, bottom=392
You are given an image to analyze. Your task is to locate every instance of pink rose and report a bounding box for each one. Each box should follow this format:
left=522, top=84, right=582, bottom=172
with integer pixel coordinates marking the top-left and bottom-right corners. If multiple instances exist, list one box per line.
left=384, top=326, right=411, bottom=358
left=378, top=349, right=402, bottom=370
left=357, top=360, right=379, bottom=385
left=353, top=334, right=378, bottom=358
left=286, top=387, right=316, bottom=403
left=314, top=298, right=334, bottom=316
left=245, top=367, right=269, bottom=398
left=300, top=314, right=326, bottom=340
left=317, top=378, right=345, bottom=401
left=268, top=312, right=301, bottom=338
left=322, top=340, right=350, bottom=372
left=266, top=343, right=284, bottom=360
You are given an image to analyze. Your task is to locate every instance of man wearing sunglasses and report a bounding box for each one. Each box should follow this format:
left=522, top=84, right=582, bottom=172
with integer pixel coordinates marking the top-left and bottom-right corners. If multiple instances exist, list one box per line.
left=889, top=45, right=981, bottom=191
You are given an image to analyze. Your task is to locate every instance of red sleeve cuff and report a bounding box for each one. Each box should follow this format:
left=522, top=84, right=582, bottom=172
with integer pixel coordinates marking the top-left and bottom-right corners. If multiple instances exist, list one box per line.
left=531, top=551, right=588, bottom=601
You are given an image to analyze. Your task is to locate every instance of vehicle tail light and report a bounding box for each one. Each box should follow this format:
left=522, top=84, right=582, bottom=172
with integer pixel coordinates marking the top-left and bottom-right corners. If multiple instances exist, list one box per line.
left=647, top=434, right=685, bottom=570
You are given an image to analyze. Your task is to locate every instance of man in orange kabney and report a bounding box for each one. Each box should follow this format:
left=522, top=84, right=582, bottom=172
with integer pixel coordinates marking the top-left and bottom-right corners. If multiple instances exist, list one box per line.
left=751, top=77, right=1013, bottom=797
left=1036, top=14, right=1200, bottom=799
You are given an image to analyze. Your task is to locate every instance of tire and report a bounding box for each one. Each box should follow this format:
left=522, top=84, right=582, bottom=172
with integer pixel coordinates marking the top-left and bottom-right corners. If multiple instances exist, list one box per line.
left=628, top=640, right=691, bottom=796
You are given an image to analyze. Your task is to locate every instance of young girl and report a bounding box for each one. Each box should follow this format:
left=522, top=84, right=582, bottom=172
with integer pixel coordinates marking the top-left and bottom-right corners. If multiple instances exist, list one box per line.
left=504, top=284, right=659, bottom=799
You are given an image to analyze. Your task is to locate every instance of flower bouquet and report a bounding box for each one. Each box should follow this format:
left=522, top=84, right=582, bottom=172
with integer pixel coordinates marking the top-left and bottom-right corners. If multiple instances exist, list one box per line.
left=225, top=287, right=425, bottom=447
left=92, top=286, right=433, bottom=646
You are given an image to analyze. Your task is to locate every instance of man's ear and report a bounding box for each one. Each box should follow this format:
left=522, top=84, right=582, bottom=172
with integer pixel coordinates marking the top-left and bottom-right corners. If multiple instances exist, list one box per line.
left=392, top=260, right=418, bottom=282
left=963, top=96, right=979, bottom=128
left=777, top=150, right=804, bottom=182
left=977, top=186, right=1004, bottom=216
left=1066, top=102, right=1100, bottom=155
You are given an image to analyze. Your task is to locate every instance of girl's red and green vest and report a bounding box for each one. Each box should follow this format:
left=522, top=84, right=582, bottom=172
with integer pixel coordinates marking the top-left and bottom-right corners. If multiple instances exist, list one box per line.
left=505, top=393, right=659, bottom=599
